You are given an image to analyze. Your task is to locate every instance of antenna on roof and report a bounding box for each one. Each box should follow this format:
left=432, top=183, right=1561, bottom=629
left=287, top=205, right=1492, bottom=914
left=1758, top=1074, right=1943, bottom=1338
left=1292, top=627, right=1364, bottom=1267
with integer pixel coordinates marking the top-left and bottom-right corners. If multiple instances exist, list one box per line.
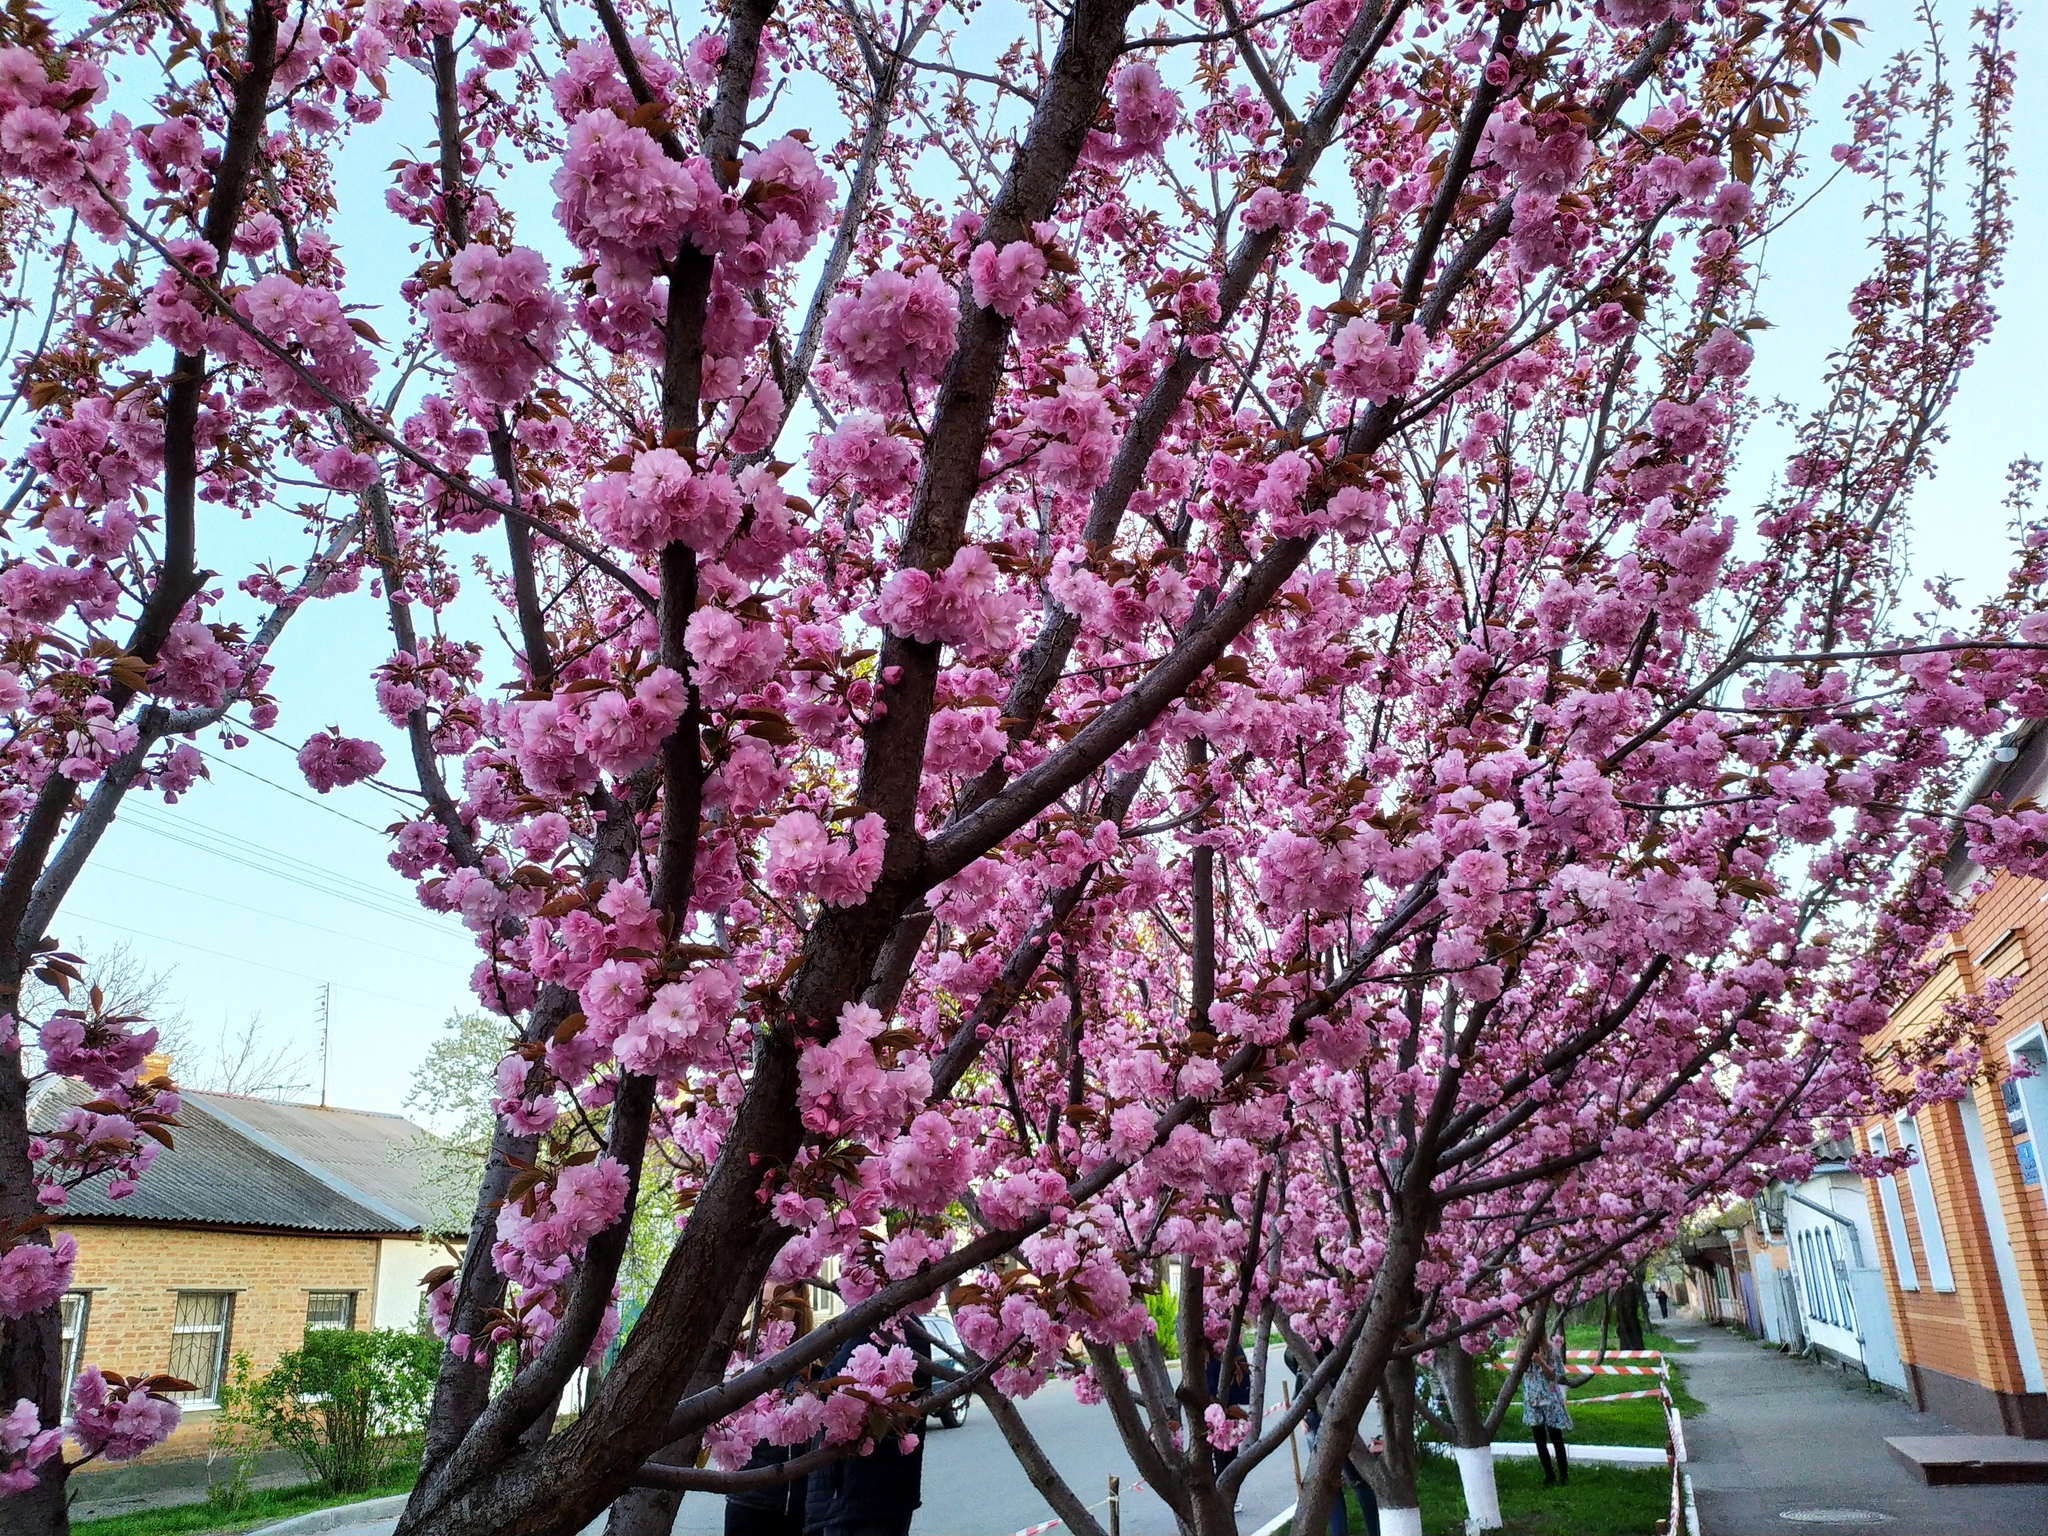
left=318, top=983, right=332, bottom=1108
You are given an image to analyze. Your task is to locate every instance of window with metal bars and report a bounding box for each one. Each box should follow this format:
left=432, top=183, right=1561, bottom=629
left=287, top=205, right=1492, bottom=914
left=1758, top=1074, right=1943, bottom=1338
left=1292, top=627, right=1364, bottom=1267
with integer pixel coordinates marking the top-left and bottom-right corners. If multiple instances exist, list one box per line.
left=305, top=1292, right=357, bottom=1332
left=167, top=1292, right=233, bottom=1403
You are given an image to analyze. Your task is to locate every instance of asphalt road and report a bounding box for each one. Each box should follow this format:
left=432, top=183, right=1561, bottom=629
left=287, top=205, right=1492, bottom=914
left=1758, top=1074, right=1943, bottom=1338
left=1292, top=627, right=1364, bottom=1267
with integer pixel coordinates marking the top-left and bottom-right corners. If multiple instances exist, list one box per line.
left=669, top=1366, right=1302, bottom=1536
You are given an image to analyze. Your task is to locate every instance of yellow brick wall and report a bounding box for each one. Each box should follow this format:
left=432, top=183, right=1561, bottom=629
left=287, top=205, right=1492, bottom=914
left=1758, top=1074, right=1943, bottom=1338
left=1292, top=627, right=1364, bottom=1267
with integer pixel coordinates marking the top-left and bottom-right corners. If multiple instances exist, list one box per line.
left=59, top=1223, right=378, bottom=1460
left=1861, top=869, right=2048, bottom=1410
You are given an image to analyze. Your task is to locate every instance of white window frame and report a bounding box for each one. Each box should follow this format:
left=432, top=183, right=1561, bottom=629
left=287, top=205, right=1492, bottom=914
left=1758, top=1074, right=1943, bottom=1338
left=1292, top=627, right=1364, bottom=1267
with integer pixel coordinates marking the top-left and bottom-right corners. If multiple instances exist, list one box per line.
left=58, top=1291, right=89, bottom=1389
left=1895, top=1113, right=1957, bottom=1293
left=167, top=1291, right=235, bottom=1406
left=1868, top=1125, right=1920, bottom=1290
left=1822, top=1225, right=1855, bottom=1331
left=2008, top=1025, right=2048, bottom=1217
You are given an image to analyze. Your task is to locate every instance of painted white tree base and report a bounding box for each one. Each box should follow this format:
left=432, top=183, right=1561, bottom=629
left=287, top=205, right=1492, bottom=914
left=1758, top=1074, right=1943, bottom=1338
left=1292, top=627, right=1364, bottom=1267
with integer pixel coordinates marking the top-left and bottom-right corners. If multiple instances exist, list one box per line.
left=1454, top=1443, right=1503, bottom=1531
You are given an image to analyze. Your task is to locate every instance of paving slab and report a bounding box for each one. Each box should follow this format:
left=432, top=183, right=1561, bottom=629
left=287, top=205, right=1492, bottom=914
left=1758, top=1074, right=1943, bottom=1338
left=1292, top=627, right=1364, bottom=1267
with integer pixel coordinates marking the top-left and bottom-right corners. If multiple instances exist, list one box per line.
left=1884, top=1433, right=2048, bottom=1485
left=1679, top=1324, right=2046, bottom=1535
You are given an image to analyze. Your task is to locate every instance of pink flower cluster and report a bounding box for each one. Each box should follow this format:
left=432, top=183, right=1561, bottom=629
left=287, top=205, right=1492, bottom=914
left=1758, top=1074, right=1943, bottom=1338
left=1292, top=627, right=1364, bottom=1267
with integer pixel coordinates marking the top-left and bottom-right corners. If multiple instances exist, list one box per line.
left=872, top=546, right=1026, bottom=660
left=425, top=245, right=569, bottom=406
left=148, top=621, right=243, bottom=710
left=581, top=450, right=743, bottom=557
left=764, top=811, right=886, bottom=909
left=0, top=46, right=130, bottom=240
left=35, top=1016, right=155, bottom=1091
left=822, top=267, right=960, bottom=398
left=575, top=668, right=690, bottom=777
left=297, top=730, right=387, bottom=793
left=968, top=241, right=1047, bottom=318
left=1327, top=318, right=1425, bottom=404
left=68, top=1371, right=180, bottom=1463
left=552, top=114, right=733, bottom=278
left=615, top=963, right=741, bottom=1080
left=227, top=272, right=379, bottom=410
left=796, top=1002, right=933, bottom=1141
left=494, top=1156, right=631, bottom=1294
left=0, top=1233, right=76, bottom=1321
left=1083, top=62, right=1179, bottom=165
left=0, top=1398, right=61, bottom=1495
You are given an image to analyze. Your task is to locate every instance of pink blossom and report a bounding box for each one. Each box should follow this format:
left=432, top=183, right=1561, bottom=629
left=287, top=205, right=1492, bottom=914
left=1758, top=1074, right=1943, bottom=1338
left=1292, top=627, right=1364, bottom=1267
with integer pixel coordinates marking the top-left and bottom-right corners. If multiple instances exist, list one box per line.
left=0, top=1233, right=75, bottom=1320
left=968, top=241, right=1047, bottom=318
left=1697, top=326, right=1755, bottom=378
left=297, top=730, right=386, bottom=793
left=821, top=268, right=960, bottom=396
left=0, top=1398, right=61, bottom=1495
left=68, top=1370, right=181, bottom=1462
left=1328, top=318, right=1424, bottom=404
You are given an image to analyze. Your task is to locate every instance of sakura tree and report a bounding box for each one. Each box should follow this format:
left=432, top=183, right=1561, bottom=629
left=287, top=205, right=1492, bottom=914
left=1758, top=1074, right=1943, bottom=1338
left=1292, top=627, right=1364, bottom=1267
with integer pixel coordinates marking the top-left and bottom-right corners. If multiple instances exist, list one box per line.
left=0, top=0, right=398, bottom=1517
left=1, top=0, right=2043, bottom=1531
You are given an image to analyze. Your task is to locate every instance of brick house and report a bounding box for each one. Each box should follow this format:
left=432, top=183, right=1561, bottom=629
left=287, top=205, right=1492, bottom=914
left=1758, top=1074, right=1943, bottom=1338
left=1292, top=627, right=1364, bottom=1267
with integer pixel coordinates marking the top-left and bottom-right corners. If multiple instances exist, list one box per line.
left=32, top=1074, right=454, bottom=1460
left=1858, top=719, right=2048, bottom=1437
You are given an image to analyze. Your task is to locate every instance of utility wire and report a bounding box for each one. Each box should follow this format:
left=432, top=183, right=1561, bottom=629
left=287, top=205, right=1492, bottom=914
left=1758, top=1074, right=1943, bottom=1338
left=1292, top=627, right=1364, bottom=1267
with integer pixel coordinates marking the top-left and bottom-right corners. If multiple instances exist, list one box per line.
left=88, top=862, right=472, bottom=970
left=64, top=911, right=452, bottom=1012
left=118, top=808, right=459, bottom=936
left=191, top=742, right=392, bottom=834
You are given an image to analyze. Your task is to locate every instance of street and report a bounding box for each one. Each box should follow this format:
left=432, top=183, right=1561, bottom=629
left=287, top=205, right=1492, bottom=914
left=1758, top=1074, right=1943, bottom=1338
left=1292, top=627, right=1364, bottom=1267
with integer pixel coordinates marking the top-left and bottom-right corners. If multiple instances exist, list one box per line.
left=669, top=1369, right=1301, bottom=1536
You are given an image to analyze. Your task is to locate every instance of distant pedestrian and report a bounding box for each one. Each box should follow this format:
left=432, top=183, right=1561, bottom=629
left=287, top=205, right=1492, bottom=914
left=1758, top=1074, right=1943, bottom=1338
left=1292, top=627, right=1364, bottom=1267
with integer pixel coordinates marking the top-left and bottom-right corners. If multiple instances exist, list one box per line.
left=1654, top=1284, right=1670, bottom=1320
left=804, top=1327, right=927, bottom=1536
left=1206, top=1339, right=1252, bottom=1473
left=729, top=1287, right=816, bottom=1536
left=1521, top=1331, right=1578, bottom=1487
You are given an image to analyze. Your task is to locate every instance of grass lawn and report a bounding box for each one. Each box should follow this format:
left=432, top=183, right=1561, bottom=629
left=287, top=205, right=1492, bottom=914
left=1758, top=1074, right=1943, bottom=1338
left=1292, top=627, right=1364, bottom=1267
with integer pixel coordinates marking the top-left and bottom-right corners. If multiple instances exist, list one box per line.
left=71, top=1466, right=417, bottom=1536
left=1289, top=1453, right=1674, bottom=1536
left=1410, top=1450, right=1674, bottom=1536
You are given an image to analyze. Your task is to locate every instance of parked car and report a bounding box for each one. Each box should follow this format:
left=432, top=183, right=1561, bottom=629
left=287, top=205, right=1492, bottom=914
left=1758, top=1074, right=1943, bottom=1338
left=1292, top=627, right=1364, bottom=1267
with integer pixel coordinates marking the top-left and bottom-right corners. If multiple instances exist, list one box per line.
left=923, top=1312, right=972, bottom=1430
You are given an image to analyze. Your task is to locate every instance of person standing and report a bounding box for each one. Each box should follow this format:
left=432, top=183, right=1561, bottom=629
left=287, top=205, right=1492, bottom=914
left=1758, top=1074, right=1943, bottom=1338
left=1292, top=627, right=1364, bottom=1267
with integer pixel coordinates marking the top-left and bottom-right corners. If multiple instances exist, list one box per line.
left=1654, top=1284, right=1670, bottom=1320
left=804, top=1328, right=927, bottom=1536
left=728, top=1287, right=817, bottom=1536
left=1520, top=1332, right=1578, bottom=1487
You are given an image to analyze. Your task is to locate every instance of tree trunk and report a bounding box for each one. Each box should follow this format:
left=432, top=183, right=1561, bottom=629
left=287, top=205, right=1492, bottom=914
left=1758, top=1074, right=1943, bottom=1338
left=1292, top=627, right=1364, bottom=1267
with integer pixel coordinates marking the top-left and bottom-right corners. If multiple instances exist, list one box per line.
left=1615, top=1272, right=1647, bottom=1352
left=1437, top=1347, right=1502, bottom=1532
left=1368, top=1360, right=1422, bottom=1536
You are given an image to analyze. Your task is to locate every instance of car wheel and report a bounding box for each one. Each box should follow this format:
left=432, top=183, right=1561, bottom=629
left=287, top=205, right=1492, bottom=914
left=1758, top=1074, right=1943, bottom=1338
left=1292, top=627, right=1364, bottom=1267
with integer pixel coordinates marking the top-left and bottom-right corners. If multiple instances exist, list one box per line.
left=938, top=1398, right=967, bottom=1429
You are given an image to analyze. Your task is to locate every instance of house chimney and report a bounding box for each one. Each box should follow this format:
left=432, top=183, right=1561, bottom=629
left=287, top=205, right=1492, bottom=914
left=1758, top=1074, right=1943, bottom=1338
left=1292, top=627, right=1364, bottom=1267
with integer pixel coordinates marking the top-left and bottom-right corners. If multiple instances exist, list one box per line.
left=142, top=1051, right=171, bottom=1082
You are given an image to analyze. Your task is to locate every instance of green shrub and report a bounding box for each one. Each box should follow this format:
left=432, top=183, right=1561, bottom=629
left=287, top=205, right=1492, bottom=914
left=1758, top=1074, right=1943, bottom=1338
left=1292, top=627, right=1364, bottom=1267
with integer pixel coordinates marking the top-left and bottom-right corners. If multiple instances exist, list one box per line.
left=204, top=1351, right=265, bottom=1513
left=1142, top=1286, right=1180, bottom=1360
left=253, top=1328, right=440, bottom=1493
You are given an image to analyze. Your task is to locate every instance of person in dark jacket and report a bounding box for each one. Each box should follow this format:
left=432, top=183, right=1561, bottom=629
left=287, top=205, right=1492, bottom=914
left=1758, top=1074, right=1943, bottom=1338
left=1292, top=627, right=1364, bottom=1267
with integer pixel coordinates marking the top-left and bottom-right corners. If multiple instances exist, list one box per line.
left=803, top=1327, right=927, bottom=1536
left=1205, top=1339, right=1253, bottom=1487
left=727, top=1288, right=816, bottom=1536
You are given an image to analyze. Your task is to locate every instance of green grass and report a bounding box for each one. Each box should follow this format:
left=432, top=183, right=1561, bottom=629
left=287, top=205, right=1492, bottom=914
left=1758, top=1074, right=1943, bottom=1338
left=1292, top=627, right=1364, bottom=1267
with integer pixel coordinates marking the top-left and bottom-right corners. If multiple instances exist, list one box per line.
left=1288, top=1454, right=1674, bottom=1536
left=1412, top=1451, right=1674, bottom=1536
left=71, top=1465, right=418, bottom=1536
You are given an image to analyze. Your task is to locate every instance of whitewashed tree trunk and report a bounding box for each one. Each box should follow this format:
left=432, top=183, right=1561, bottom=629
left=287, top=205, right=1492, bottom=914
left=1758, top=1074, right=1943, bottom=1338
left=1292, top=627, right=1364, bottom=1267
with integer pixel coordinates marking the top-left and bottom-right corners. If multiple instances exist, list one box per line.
left=1454, top=1444, right=1502, bottom=1532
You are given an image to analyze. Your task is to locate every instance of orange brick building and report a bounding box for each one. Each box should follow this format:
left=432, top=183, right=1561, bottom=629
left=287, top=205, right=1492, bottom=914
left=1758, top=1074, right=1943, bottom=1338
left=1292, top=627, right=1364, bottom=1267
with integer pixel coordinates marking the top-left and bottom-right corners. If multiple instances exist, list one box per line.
left=31, top=1078, right=453, bottom=1460
left=1858, top=720, right=2048, bottom=1437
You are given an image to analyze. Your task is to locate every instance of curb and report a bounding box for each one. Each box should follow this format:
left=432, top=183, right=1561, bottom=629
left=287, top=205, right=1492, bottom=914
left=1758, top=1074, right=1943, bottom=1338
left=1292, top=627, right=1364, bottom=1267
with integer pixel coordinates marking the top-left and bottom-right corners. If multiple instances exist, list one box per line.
left=247, top=1494, right=408, bottom=1534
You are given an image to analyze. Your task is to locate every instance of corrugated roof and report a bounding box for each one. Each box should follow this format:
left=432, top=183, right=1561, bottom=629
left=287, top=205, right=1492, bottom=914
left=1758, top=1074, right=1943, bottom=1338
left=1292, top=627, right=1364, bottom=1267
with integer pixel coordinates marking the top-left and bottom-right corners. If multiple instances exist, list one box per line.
left=189, top=1093, right=440, bottom=1232
left=32, top=1082, right=432, bottom=1235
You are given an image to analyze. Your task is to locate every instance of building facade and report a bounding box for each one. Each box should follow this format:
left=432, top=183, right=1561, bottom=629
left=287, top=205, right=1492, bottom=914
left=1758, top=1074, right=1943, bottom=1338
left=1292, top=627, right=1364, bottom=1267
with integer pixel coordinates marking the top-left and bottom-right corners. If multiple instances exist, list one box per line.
left=1858, top=722, right=2048, bottom=1437
left=34, top=1076, right=452, bottom=1461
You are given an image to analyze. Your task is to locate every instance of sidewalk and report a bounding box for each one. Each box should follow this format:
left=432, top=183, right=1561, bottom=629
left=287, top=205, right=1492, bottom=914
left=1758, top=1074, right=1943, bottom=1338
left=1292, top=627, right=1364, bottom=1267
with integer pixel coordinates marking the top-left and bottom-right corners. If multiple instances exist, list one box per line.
left=1679, top=1323, right=2043, bottom=1534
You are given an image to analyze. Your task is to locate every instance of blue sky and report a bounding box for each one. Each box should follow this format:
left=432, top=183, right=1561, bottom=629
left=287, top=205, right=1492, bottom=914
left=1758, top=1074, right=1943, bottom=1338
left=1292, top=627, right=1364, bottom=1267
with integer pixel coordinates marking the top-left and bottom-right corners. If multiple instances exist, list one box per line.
left=51, top=0, right=2045, bottom=1116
